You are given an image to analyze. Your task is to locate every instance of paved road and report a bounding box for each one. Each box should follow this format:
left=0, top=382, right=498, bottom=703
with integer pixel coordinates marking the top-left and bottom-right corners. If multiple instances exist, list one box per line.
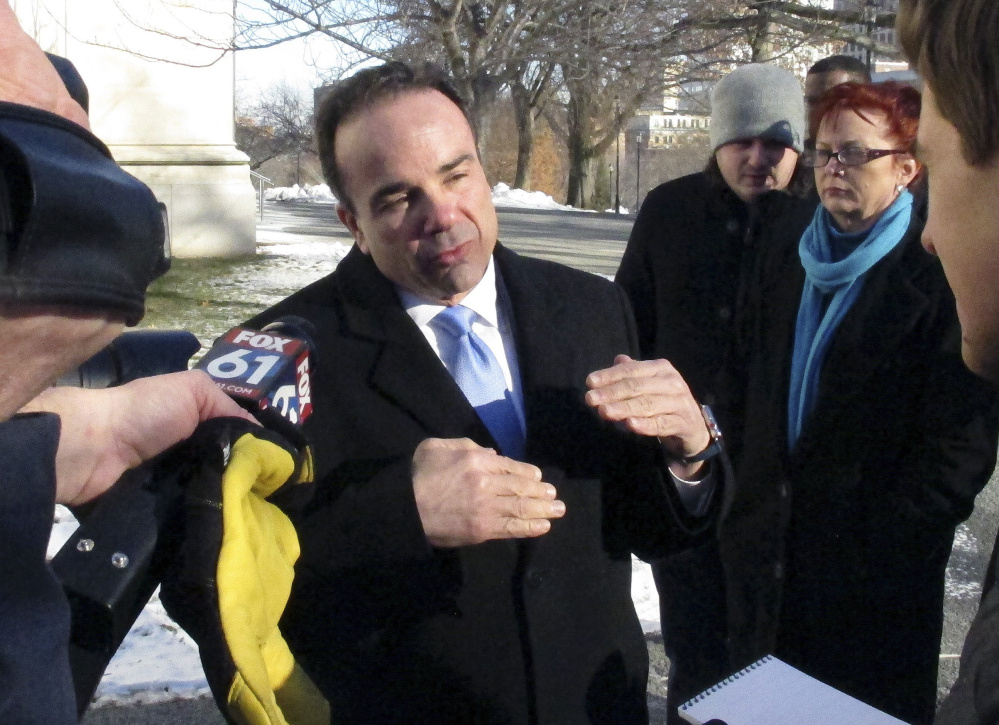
left=83, top=199, right=999, bottom=723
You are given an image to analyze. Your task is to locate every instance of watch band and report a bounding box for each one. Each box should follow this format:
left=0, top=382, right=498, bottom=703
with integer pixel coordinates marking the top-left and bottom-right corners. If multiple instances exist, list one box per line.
left=678, top=404, right=724, bottom=465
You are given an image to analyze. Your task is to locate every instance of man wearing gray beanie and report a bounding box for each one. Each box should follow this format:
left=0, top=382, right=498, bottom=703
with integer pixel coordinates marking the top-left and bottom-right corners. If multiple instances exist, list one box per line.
left=709, top=63, right=806, bottom=201
left=616, top=62, right=807, bottom=724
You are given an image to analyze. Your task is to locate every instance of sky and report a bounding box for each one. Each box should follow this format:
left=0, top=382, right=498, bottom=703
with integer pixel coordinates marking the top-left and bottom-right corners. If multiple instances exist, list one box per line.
left=234, top=35, right=330, bottom=102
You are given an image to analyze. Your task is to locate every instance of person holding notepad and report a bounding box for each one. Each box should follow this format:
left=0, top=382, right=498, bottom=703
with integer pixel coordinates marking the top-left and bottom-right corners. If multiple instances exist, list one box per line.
left=895, top=1, right=999, bottom=722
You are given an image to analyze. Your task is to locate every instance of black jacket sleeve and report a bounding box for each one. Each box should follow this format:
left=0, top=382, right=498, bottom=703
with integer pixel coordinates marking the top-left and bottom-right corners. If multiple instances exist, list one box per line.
left=0, top=413, right=77, bottom=725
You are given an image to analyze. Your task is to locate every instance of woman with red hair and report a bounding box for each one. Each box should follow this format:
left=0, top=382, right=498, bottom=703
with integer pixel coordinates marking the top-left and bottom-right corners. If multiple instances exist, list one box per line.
left=713, top=81, right=999, bottom=723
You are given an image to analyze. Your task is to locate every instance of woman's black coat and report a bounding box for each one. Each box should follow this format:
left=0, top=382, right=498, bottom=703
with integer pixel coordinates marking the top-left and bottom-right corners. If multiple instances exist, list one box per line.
left=723, top=197, right=999, bottom=724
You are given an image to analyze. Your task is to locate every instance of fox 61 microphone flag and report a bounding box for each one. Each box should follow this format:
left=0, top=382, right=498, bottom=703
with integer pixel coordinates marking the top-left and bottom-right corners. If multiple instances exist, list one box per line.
left=196, top=323, right=313, bottom=425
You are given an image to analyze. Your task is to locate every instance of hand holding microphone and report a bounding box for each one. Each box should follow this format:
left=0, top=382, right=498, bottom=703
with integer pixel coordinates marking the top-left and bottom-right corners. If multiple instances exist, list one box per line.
left=51, top=318, right=324, bottom=721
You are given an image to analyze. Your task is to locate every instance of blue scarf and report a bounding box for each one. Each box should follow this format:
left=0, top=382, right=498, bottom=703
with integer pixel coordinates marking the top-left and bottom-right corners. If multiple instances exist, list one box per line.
left=787, top=190, right=913, bottom=448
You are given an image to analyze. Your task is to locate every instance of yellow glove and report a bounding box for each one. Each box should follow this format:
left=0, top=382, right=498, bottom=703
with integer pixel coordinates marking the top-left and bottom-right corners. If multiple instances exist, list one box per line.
left=161, top=417, right=329, bottom=725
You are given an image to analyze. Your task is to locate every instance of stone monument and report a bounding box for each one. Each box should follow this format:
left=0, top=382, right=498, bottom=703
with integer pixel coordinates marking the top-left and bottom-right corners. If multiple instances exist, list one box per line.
left=14, top=0, right=256, bottom=257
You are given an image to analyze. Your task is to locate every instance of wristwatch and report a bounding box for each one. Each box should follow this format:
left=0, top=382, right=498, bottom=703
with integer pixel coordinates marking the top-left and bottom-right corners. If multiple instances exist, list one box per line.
left=678, top=404, right=724, bottom=465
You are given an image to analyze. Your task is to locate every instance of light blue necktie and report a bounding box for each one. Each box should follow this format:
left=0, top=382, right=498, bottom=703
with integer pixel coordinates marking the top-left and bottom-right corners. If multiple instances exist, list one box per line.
left=431, top=305, right=525, bottom=460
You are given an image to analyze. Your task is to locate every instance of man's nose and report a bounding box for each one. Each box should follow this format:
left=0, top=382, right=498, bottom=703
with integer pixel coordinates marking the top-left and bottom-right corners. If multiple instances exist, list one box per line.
left=747, top=140, right=772, bottom=166
left=422, top=189, right=459, bottom=233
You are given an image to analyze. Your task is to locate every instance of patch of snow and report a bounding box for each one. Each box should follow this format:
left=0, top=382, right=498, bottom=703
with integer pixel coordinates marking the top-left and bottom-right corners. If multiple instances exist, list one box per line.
left=262, top=182, right=593, bottom=213
left=490, top=182, right=581, bottom=211
left=264, top=184, right=338, bottom=203
left=632, top=556, right=661, bottom=634
left=952, top=524, right=978, bottom=553
left=257, top=240, right=352, bottom=260
left=91, top=590, right=210, bottom=706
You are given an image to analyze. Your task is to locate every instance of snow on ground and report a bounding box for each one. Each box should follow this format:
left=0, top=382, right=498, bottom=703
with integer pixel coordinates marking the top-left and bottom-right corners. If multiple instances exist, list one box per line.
left=946, top=524, right=983, bottom=600
left=264, top=183, right=338, bottom=203
left=490, top=182, right=580, bottom=211
left=262, top=182, right=592, bottom=213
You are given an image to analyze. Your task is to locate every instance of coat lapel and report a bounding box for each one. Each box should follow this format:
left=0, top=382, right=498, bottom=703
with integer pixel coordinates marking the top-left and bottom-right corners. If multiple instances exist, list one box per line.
left=335, top=246, right=493, bottom=442
left=493, top=245, right=572, bottom=447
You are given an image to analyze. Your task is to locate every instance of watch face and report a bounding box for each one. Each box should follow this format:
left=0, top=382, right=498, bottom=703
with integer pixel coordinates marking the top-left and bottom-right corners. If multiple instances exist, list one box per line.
left=701, top=404, right=723, bottom=443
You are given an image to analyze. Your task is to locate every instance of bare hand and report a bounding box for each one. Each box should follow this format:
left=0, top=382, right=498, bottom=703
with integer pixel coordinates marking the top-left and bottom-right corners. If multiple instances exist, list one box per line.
left=0, top=1, right=89, bottom=128
left=585, top=355, right=711, bottom=477
left=22, top=370, right=256, bottom=505
left=412, top=438, right=564, bottom=548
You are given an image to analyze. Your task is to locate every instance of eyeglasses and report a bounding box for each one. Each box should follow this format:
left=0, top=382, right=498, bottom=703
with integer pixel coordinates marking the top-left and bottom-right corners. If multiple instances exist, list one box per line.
left=801, top=147, right=907, bottom=168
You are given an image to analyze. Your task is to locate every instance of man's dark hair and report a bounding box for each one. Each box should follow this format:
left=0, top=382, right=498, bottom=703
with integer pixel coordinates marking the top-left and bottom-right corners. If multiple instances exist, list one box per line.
left=807, top=55, right=872, bottom=82
left=315, top=61, right=473, bottom=212
left=898, top=0, right=999, bottom=165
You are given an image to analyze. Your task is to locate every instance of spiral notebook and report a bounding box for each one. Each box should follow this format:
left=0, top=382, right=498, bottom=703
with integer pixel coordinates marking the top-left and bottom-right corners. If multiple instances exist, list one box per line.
left=677, top=655, right=909, bottom=725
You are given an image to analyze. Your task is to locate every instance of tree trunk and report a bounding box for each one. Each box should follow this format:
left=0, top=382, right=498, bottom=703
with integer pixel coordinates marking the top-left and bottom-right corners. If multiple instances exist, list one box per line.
left=511, top=81, right=534, bottom=190
left=470, top=72, right=501, bottom=158
left=566, top=130, right=588, bottom=208
left=565, top=82, right=594, bottom=208
left=749, top=9, right=776, bottom=62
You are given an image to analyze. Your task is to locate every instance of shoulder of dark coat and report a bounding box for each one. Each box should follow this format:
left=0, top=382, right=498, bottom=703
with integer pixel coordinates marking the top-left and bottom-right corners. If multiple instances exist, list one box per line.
left=641, top=172, right=712, bottom=211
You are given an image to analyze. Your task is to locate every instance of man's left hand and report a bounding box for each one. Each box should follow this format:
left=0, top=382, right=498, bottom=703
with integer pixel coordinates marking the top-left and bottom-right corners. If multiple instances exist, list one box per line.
left=585, top=355, right=711, bottom=478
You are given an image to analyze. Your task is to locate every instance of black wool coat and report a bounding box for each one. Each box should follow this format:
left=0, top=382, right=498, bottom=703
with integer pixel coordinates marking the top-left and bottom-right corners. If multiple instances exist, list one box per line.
left=728, top=202, right=999, bottom=724
left=246, top=244, right=714, bottom=725
left=616, top=172, right=796, bottom=713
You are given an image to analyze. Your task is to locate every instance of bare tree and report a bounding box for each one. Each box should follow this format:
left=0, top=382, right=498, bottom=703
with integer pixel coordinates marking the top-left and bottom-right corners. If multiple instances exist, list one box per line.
left=111, top=0, right=908, bottom=202
left=235, top=82, right=314, bottom=177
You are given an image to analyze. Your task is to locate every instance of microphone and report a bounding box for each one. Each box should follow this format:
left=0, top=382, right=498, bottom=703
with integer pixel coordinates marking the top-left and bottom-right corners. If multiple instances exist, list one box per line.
left=195, top=316, right=316, bottom=425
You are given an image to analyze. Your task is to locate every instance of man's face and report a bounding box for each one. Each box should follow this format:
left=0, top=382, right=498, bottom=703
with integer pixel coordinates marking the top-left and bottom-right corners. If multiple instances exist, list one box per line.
left=804, top=70, right=858, bottom=118
left=918, top=83, right=999, bottom=381
left=334, top=89, right=498, bottom=305
left=714, top=138, right=799, bottom=203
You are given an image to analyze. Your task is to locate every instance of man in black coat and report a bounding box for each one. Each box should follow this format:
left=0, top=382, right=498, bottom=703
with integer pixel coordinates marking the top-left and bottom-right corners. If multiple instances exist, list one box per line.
left=247, top=62, right=723, bottom=724
left=898, top=1, right=999, bottom=723
left=615, top=63, right=808, bottom=719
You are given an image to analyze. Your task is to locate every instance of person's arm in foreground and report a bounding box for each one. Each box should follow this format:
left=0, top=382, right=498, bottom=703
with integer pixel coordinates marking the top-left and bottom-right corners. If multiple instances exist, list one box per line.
left=21, top=370, right=255, bottom=505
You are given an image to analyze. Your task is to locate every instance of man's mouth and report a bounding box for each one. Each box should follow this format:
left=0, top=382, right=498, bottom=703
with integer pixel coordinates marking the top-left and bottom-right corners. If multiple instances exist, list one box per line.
left=436, top=241, right=470, bottom=266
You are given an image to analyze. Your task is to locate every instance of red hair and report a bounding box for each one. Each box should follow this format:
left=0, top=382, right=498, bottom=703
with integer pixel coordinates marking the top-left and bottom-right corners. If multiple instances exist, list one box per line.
left=809, top=80, right=922, bottom=151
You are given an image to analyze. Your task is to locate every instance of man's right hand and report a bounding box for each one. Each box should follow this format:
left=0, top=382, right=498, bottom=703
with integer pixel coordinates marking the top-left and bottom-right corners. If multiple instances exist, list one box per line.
left=412, top=438, right=564, bottom=548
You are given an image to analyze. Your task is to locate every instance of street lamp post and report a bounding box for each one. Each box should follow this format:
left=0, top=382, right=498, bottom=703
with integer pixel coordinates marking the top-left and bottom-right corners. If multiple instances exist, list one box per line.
left=863, top=0, right=877, bottom=74
left=635, top=133, right=643, bottom=209
left=614, top=95, right=621, bottom=215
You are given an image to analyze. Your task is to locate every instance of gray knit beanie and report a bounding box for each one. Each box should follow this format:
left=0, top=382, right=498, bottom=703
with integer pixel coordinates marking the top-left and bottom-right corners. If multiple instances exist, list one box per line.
left=709, top=64, right=806, bottom=153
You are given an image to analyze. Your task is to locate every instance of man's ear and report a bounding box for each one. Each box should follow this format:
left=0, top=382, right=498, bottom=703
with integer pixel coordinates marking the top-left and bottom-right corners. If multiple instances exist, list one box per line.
left=336, top=204, right=367, bottom=253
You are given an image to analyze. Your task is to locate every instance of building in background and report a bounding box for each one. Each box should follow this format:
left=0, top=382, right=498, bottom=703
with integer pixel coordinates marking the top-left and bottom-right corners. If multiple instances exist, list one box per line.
left=835, top=0, right=905, bottom=73
left=632, top=81, right=711, bottom=150
left=14, top=0, right=256, bottom=257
